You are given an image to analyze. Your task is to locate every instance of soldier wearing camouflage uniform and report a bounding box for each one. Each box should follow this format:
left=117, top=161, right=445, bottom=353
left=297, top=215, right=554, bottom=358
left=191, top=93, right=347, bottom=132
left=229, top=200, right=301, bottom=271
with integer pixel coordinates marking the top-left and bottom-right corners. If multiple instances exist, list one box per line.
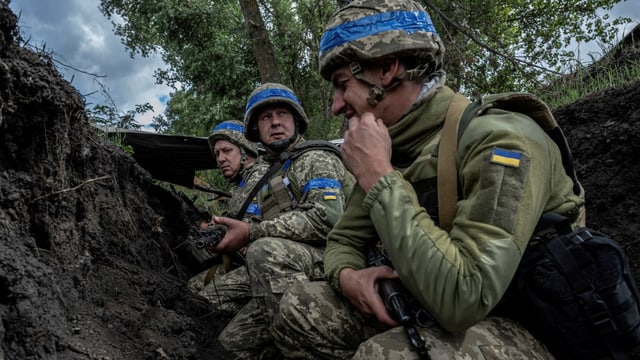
left=187, top=120, right=267, bottom=315
left=205, top=120, right=266, bottom=219
left=272, top=0, right=585, bottom=359
left=209, top=83, right=352, bottom=359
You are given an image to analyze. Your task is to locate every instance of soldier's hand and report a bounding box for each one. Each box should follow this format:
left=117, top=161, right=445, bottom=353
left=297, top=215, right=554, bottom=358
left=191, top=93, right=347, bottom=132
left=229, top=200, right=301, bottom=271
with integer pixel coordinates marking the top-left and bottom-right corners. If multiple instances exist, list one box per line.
left=239, top=246, right=248, bottom=256
left=199, top=220, right=213, bottom=231
left=210, top=216, right=250, bottom=253
left=342, top=112, right=393, bottom=192
left=339, top=266, right=400, bottom=327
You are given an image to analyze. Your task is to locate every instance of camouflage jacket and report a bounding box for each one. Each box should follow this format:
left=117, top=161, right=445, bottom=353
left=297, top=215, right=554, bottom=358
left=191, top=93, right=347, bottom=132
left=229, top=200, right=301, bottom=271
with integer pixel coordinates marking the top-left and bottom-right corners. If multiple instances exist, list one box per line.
left=248, top=138, right=352, bottom=247
left=225, top=161, right=270, bottom=220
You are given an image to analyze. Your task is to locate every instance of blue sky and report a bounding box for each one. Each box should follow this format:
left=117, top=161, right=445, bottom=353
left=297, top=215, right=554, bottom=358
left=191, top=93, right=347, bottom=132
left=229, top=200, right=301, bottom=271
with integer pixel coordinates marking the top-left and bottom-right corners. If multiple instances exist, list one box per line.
left=8, top=0, right=639, bottom=130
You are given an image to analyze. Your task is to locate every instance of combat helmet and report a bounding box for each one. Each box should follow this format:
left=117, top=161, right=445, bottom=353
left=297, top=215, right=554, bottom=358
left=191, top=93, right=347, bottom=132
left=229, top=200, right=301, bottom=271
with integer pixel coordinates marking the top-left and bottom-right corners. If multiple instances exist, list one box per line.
left=318, top=0, right=445, bottom=95
left=208, top=120, right=258, bottom=159
left=243, top=83, right=308, bottom=144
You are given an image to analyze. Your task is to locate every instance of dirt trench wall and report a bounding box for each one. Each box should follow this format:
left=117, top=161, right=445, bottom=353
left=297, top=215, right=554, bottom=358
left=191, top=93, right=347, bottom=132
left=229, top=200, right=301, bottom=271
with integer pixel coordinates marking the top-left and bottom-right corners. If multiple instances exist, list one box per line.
left=1, top=2, right=226, bottom=358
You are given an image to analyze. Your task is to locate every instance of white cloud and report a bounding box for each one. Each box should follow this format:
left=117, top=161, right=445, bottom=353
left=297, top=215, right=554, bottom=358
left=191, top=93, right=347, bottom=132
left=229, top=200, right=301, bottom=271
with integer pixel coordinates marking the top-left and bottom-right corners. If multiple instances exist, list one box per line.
left=9, top=0, right=172, bottom=130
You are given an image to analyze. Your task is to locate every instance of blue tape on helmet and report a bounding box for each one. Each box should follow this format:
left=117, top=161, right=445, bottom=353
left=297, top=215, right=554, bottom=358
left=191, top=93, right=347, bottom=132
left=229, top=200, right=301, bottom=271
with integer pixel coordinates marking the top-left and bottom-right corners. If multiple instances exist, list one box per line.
left=319, top=11, right=438, bottom=58
left=213, top=121, right=244, bottom=133
left=244, top=88, right=302, bottom=119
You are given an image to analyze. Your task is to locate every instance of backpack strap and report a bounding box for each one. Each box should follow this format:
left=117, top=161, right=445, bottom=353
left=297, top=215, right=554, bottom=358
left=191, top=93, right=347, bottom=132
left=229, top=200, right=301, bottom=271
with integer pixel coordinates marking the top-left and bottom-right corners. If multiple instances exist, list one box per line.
left=438, top=92, right=583, bottom=232
left=456, top=93, right=581, bottom=197
left=287, top=140, right=342, bottom=160
left=437, top=93, right=469, bottom=232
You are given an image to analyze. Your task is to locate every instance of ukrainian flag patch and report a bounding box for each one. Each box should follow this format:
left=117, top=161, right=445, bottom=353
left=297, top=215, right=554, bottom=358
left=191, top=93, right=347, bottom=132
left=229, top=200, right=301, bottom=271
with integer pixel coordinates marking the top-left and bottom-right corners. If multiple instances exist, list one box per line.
left=490, top=147, right=522, bottom=168
left=323, top=192, right=337, bottom=200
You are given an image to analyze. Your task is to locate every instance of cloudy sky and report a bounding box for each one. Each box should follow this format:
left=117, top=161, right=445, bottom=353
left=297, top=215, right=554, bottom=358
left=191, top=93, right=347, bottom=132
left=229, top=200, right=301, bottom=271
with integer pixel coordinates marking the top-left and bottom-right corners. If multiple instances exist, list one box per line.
left=9, top=0, right=173, bottom=130
left=8, top=0, right=640, bottom=130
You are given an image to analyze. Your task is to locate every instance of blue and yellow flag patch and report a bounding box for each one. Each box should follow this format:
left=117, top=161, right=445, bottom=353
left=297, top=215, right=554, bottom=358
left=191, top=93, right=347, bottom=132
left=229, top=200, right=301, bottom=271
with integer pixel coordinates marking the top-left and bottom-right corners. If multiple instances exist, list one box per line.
left=323, top=192, right=337, bottom=200
left=490, top=147, right=522, bottom=168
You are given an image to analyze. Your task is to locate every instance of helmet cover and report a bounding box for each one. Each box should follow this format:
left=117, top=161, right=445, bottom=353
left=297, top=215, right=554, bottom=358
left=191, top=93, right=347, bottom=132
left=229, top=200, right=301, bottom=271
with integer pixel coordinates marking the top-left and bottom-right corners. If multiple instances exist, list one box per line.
left=243, top=83, right=308, bottom=142
left=208, top=120, right=258, bottom=158
left=318, top=0, right=445, bottom=80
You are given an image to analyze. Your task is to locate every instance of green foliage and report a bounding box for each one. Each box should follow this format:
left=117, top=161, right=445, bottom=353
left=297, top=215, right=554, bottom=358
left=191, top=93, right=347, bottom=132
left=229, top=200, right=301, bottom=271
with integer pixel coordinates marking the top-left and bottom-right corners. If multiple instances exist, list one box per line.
left=262, top=0, right=344, bottom=140
left=427, top=0, right=631, bottom=95
left=150, top=88, right=247, bottom=136
left=99, top=0, right=632, bottom=137
left=88, top=102, right=152, bottom=130
left=100, top=0, right=258, bottom=137
left=197, top=168, right=234, bottom=194
left=84, top=78, right=153, bottom=131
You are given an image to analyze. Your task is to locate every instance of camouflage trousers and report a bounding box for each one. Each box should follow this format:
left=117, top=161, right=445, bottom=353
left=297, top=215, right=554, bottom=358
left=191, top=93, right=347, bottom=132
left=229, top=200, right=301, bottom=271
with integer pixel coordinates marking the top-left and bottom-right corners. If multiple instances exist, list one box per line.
left=218, top=237, right=325, bottom=359
left=187, top=264, right=251, bottom=316
left=272, top=281, right=555, bottom=360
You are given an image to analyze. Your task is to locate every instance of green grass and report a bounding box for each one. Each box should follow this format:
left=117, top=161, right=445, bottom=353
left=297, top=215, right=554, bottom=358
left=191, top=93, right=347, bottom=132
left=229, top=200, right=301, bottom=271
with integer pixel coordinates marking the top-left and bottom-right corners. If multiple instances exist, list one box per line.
left=540, top=44, right=640, bottom=109
left=542, top=63, right=640, bottom=108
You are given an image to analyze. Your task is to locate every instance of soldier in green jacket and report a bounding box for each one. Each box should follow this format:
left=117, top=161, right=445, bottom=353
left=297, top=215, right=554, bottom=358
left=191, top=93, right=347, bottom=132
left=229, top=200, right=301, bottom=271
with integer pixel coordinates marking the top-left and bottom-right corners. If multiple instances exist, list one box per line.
left=210, top=83, right=352, bottom=359
left=272, top=0, right=585, bottom=359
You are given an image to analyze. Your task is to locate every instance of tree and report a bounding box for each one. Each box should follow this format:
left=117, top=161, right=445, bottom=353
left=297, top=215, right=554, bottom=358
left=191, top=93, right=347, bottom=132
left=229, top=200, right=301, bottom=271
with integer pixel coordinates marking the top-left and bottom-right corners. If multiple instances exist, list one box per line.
left=423, top=0, right=630, bottom=95
left=99, top=0, right=630, bottom=136
left=239, top=0, right=281, bottom=83
left=100, top=0, right=259, bottom=137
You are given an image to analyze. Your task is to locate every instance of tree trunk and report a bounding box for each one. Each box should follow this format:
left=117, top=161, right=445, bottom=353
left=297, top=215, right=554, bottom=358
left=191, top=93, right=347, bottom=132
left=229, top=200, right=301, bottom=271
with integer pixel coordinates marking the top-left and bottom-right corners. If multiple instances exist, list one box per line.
left=239, top=0, right=282, bottom=83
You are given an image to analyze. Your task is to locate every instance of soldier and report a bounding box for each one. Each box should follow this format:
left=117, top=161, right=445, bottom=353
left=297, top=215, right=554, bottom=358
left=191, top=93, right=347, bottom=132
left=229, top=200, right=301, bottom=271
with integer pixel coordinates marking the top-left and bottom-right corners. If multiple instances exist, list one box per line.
left=187, top=120, right=266, bottom=315
left=205, top=120, right=266, bottom=219
left=272, top=0, right=585, bottom=359
left=209, top=83, right=352, bottom=359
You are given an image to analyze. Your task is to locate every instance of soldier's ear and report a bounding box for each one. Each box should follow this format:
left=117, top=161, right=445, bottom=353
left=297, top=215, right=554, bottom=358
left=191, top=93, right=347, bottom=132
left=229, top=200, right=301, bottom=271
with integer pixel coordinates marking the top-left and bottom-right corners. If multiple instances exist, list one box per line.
left=380, top=58, right=401, bottom=87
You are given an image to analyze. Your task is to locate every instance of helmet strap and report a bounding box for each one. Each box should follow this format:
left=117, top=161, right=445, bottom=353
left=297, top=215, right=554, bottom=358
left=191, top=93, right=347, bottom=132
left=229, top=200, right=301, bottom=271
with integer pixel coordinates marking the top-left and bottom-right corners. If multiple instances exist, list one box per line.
left=400, top=63, right=431, bottom=81
left=239, top=149, right=248, bottom=170
left=263, top=127, right=300, bottom=153
left=349, top=61, right=401, bottom=106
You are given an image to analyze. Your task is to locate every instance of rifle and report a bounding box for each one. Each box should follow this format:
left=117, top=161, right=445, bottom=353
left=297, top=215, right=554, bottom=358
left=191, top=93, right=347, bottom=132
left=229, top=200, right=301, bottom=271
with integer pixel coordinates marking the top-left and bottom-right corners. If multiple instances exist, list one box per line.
left=365, top=244, right=431, bottom=360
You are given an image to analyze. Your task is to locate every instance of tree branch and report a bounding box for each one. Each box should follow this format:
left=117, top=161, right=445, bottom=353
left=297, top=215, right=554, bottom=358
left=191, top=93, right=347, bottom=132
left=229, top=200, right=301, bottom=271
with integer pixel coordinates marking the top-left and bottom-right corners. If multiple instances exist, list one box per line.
left=423, top=0, right=562, bottom=76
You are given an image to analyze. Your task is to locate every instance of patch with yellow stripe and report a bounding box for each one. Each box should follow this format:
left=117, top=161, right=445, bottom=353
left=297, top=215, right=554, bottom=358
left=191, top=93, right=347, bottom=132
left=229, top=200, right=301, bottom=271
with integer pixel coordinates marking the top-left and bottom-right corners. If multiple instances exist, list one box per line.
left=323, top=192, right=337, bottom=200
left=489, top=147, right=522, bottom=168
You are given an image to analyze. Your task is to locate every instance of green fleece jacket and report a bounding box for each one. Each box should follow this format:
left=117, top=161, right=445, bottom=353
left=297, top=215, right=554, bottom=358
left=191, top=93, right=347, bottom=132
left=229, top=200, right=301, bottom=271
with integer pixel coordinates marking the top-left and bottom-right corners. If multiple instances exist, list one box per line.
left=324, top=85, right=585, bottom=333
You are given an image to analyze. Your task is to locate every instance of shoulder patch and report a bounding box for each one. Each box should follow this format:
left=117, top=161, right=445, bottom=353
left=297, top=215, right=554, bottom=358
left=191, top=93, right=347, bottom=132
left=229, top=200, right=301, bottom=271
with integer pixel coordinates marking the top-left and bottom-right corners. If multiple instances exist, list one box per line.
left=490, top=147, right=522, bottom=168
left=323, top=192, right=337, bottom=200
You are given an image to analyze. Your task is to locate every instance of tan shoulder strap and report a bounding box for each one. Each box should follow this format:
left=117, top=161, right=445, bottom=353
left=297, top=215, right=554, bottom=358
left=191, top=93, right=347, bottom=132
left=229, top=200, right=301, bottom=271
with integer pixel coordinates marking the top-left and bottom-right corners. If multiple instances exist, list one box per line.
left=437, top=93, right=469, bottom=233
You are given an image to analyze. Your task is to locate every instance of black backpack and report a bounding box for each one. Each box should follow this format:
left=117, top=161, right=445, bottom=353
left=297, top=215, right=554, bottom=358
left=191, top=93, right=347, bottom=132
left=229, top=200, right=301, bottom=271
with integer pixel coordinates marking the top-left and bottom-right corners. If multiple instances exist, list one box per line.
left=438, top=92, right=640, bottom=359
left=494, top=212, right=640, bottom=359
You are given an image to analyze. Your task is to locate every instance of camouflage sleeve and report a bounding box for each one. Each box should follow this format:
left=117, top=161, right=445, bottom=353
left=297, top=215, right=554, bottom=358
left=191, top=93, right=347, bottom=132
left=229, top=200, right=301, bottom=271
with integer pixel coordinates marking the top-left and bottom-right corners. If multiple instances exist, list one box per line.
left=224, top=185, right=245, bottom=218
left=226, top=161, right=269, bottom=220
left=323, top=185, right=378, bottom=292
left=248, top=150, right=349, bottom=246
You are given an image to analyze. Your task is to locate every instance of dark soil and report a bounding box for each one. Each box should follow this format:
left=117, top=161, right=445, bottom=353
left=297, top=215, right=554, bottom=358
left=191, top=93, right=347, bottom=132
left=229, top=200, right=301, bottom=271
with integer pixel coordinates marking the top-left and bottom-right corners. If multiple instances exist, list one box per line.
left=1, top=3, right=639, bottom=359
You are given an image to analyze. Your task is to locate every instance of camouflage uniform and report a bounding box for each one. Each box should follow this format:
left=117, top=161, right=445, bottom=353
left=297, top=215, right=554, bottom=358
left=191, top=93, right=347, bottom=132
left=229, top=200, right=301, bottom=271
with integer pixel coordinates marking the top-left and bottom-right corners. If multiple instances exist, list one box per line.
left=218, top=84, right=352, bottom=359
left=187, top=120, right=265, bottom=315
left=275, top=281, right=552, bottom=359
left=187, top=160, right=269, bottom=315
left=272, top=0, right=585, bottom=359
